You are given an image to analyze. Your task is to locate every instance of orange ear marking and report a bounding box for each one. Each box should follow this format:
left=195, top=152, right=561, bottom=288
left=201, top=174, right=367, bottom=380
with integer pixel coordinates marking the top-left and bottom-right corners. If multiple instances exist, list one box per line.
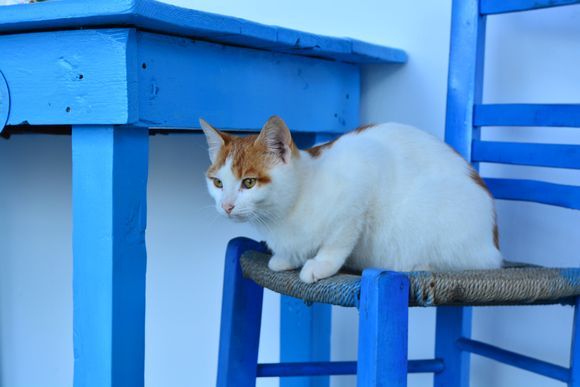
left=205, top=116, right=303, bottom=182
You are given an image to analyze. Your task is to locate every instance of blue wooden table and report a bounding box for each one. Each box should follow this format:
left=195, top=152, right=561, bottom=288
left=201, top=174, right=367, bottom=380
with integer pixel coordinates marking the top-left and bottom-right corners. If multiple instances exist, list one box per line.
left=0, top=1, right=406, bottom=386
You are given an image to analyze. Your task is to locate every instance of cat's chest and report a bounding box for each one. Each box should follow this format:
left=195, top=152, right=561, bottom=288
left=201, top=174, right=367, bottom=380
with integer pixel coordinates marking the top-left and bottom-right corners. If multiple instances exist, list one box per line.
left=263, top=217, right=322, bottom=254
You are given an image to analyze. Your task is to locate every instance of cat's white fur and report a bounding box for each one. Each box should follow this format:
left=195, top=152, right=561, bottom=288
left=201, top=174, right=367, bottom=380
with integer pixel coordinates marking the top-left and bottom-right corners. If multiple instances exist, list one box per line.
left=203, top=119, right=502, bottom=283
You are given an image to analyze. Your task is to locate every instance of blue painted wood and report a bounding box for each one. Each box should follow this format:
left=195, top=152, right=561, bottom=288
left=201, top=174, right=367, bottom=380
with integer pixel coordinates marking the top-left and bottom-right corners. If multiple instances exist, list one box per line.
left=0, top=26, right=362, bottom=133
left=137, top=31, right=360, bottom=132
left=0, top=29, right=135, bottom=129
left=357, top=269, right=409, bottom=387
left=272, top=28, right=408, bottom=64
left=434, top=307, right=472, bottom=387
left=444, top=0, right=487, bottom=161
left=406, top=359, right=445, bottom=374
left=474, top=104, right=580, bottom=127
left=442, top=0, right=580, bottom=384
left=0, top=70, right=8, bottom=132
left=217, top=237, right=268, bottom=387
left=256, top=359, right=444, bottom=377
left=481, top=0, right=580, bottom=15
left=570, top=297, right=580, bottom=387
left=438, top=2, right=480, bottom=384
left=472, top=140, right=580, bottom=169
left=293, top=133, right=319, bottom=149
left=280, top=298, right=331, bottom=387
left=457, top=338, right=571, bottom=382
left=72, top=125, right=148, bottom=387
left=272, top=26, right=352, bottom=57
left=0, top=0, right=134, bottom=31
left=259, top=361, right=356, bottom=377
left=350, top=39, right=408, bottom=64
left=484, top=178, right=580, bottom=210
left=0, top=0, right=407, bottom=65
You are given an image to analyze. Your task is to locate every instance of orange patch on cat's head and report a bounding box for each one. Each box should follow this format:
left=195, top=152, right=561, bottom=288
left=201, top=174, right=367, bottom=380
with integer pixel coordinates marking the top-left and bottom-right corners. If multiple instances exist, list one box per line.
left=208, top=134, right=273, bottom=184
left=201, top=116, right=298, bottom=184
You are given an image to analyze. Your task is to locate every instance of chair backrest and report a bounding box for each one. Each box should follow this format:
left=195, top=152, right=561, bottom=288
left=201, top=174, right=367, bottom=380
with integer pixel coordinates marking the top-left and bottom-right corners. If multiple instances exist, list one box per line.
left=444, top=0, right=580, bottom=210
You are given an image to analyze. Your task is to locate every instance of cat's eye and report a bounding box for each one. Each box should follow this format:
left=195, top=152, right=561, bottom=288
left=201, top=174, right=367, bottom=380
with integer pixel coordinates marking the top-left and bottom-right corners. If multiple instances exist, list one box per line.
left=242, top=178, right=257, bottom=189
left=212, top=178, right=223, bottom=188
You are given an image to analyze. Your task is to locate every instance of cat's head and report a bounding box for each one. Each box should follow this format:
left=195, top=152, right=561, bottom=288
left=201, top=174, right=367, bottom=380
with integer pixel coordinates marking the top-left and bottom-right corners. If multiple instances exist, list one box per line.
left=200, top=116, right=300, bottom=223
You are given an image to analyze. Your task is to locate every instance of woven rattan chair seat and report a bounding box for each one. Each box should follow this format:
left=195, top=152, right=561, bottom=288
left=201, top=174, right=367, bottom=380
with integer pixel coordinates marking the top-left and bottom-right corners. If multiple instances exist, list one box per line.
left=241, top=251, right=580, bottom=307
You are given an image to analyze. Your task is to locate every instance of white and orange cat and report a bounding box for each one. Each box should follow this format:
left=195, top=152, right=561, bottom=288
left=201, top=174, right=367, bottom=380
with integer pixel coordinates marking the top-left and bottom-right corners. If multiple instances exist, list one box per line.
left=201, top=116, right=502, bottom=283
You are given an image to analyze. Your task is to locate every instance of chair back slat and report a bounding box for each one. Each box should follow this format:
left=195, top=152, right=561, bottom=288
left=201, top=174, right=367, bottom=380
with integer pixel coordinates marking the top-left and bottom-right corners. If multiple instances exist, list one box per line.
left=474, top=104, right=580, bottom=127
left=485, top=178, right=580, bottom=210
left=445, top=0, right=580, bottom=210
left=472, top=141, right=580, bottom=169
left=481, top=0, right=580, bottom=15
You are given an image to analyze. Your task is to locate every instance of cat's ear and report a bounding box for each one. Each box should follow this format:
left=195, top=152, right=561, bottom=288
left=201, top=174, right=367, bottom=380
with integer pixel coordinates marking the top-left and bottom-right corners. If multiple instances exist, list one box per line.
left=199, top=118, right=227, bottom=163
left=256, top=116, right=293, bottom=163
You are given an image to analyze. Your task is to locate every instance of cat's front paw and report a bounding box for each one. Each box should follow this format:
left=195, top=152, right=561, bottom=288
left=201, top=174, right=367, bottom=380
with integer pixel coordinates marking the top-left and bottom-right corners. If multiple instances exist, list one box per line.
left=268, top=255, right=297, bottom=272
left=299, top=259, right=337, bottom=284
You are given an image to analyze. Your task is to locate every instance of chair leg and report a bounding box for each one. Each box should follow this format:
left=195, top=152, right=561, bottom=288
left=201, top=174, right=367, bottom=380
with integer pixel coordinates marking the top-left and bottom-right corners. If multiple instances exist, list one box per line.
left=434, top=307, right=472, bottom=387
left=357, top=269, right=409, bottom=387
left=569, top=297, right=580, bottom=387
left=281, top=297, right=331, bottom=387
left=216, top=237, right=268, bottom=387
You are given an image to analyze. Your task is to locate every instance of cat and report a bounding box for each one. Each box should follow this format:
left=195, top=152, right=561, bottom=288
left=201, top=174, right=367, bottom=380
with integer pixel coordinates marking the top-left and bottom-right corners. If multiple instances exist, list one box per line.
left=201, top=116, right=503, bottom=283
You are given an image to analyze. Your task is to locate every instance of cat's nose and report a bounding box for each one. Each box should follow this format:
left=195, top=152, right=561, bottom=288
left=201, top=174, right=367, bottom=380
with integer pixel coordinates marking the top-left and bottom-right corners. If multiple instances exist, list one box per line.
left=222, top=203, right=235, bottom=214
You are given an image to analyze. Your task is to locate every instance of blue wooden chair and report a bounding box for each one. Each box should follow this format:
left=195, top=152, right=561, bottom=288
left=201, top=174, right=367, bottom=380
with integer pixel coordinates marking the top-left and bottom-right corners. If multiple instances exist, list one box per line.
left=217, top=0, right=580, bottom=386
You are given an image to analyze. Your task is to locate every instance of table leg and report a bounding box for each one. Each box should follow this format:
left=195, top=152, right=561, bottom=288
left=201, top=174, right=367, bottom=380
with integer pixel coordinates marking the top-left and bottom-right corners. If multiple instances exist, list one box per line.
left=72, top=125, right=148, bottom=387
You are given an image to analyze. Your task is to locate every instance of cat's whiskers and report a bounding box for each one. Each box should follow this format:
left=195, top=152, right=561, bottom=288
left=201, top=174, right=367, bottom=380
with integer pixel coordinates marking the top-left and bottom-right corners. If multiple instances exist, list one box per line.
left=252, top=208, right=275, bottom=224
left=253, top=216, right=273, bottom=234
left=249, top=211, right=273, bottom=233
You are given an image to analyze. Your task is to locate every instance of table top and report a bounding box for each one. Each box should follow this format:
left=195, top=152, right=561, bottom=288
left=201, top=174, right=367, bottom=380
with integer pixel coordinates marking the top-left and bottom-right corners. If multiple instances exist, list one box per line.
left=0, top=0, right=407, bottom=64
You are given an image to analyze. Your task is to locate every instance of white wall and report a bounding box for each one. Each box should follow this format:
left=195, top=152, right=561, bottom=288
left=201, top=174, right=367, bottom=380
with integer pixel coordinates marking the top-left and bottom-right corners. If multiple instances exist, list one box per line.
left=1, top=1, right=580, bottom=386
